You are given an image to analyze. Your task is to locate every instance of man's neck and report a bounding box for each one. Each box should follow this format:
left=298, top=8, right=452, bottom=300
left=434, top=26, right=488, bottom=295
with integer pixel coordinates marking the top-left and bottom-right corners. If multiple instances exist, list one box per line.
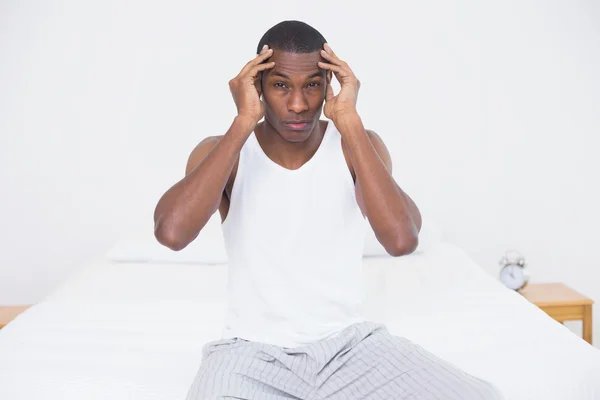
left=255, top=120, right=327, bottom=170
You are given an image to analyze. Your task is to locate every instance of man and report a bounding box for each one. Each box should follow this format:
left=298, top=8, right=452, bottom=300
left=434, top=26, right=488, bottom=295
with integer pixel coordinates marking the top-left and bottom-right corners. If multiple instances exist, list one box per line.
left=154, top=20, right=503, bottom=400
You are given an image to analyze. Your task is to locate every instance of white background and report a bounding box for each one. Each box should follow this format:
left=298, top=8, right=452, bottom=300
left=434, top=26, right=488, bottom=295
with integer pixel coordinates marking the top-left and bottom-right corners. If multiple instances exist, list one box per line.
left=1, top=1, right=599, bottom=343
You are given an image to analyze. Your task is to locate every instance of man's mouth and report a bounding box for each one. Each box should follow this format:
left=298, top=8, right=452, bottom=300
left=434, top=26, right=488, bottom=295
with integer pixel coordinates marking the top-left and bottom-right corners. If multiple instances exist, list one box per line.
left=283, top=121, right=311, bottom=130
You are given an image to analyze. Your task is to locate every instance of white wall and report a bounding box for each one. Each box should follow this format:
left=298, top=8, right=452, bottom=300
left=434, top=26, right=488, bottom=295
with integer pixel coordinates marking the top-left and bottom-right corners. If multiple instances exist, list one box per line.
left=1, top=0, right=599, bottom=342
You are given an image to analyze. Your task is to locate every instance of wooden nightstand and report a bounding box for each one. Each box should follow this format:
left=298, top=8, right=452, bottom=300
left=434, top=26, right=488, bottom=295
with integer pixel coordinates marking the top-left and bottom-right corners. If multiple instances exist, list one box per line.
left=0, top=305, right=31, bottom=329
left=519, top=283, right=593, bottom=344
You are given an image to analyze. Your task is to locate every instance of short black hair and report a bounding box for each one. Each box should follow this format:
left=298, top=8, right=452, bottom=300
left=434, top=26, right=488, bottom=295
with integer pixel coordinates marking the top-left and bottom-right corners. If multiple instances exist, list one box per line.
left=256, top=20, right=327, bottom=54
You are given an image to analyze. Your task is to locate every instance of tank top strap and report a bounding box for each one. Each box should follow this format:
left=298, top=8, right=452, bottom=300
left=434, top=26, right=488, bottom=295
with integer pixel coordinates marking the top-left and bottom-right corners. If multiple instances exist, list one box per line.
left=244, top=121, right=336, bottom=174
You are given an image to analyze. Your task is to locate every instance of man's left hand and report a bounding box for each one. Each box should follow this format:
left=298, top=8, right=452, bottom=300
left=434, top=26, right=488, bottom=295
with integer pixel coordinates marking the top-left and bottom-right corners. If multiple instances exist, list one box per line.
left=318, top=43, right=360, bottom=123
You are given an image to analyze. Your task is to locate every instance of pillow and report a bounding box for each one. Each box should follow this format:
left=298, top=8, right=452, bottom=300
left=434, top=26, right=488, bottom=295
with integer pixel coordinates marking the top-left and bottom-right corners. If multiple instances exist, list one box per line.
left=106, top=209, right=441, bottom=264
left=105, top=213, right=228, bottom=264
left=362, top=215, right=443, bottom=257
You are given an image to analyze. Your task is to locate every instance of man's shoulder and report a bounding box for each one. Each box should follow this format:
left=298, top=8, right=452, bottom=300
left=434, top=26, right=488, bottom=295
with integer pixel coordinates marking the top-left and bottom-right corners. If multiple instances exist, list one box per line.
left=339, top=127, right=381, bottom=154
left=185, top=135, right=225, bottom=175
left=200, top=135, right=225, bottom=146
left=365, top=129, right=382, bottom=142
left=188, top=135, right=224, bottom=160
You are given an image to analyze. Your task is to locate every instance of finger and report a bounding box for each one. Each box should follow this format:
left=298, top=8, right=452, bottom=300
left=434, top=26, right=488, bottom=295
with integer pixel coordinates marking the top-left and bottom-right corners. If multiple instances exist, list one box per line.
left=319, top=61, right=358, bottom=87
left=249, top=61, right=276, bottom=79
left=323, top=43, right=337, bottom=57
left=318, top=62, right=343, bottom=86
left=241, top=47, right=273, bottom=75
left=321, top=47, right=346, bottom=65
left=325, top=83, right=335, bottom=101
left=248, top=45, right=270, bottom=68
left=250, top=48, right=274, bottom=68
left=319, top=49, right=344, bottom=67
left=317, top=61, right=346, bottom=76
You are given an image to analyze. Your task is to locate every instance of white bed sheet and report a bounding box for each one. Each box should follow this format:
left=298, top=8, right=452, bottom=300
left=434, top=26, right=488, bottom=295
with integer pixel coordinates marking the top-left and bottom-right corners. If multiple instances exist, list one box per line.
left=0, top=242, right=599, bottom=400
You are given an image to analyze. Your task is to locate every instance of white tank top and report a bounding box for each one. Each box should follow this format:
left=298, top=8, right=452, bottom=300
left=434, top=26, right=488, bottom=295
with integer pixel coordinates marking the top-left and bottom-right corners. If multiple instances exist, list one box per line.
left=221, top=120, right=368, bottom=348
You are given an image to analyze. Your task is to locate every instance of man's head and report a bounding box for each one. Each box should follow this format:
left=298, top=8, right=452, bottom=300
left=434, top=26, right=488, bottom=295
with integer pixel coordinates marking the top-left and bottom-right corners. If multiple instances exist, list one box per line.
left=256, top=20, right=332, bottom=142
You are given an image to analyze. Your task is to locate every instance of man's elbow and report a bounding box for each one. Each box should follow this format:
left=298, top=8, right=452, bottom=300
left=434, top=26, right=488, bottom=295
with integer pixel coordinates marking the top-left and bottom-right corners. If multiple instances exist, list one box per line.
left=386, top=233, right=419, bottom=257
left=154, top=219, right=189, bottom=252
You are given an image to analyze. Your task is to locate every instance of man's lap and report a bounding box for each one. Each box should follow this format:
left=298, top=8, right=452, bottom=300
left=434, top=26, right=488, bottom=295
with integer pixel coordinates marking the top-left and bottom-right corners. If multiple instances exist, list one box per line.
left=185, top=322, right=504, bottom=400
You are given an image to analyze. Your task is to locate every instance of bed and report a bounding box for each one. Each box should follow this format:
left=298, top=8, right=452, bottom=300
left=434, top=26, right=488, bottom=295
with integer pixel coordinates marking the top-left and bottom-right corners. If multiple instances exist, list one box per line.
left=1, top=217, right=599, bottom=399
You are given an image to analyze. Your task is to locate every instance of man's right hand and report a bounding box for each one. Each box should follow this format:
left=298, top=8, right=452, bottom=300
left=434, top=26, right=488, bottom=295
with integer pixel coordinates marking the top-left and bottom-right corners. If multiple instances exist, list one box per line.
left=229, top=45, right=275, bottom=126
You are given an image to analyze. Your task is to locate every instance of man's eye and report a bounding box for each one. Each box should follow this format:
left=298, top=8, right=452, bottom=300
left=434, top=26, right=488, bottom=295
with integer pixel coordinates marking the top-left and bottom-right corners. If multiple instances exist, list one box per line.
left=274, top=82, right=287, bottom=88
left=308, top=82, right=320, bottom=88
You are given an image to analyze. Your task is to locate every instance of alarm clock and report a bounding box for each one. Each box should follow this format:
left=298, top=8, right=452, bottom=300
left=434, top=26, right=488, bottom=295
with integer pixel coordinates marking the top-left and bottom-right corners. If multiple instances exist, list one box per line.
left=499, top=251, right=530, bottom=291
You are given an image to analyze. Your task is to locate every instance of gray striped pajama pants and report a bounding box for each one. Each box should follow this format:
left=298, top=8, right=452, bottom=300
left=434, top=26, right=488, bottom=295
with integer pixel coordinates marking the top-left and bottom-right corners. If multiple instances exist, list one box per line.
left=185, top=321, right=504, bottom=400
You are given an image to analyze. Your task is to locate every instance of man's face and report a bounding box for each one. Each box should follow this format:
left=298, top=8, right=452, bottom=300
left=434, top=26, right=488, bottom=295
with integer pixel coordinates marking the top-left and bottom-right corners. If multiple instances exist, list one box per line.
left=260, top=50, right=331, bottom=142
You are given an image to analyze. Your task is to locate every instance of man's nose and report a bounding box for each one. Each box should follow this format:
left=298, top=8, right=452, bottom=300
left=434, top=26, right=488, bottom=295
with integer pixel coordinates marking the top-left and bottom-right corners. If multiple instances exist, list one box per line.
left=287, top=90, right=309, bottom=113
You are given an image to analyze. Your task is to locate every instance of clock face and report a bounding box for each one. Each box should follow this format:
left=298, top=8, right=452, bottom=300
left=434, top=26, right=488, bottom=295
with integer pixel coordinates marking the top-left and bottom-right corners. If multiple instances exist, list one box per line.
left=500, top=264, right=526, bottom=290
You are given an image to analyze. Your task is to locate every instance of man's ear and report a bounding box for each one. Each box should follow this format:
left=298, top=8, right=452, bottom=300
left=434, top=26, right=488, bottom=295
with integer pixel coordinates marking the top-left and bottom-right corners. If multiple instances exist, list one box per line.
left=255, top=74, right=263, bottom=99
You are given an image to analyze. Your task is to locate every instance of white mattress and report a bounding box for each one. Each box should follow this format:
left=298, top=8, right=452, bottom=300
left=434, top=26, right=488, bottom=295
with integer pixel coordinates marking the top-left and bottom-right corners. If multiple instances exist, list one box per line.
left=0, top=242, right=599, bottom=400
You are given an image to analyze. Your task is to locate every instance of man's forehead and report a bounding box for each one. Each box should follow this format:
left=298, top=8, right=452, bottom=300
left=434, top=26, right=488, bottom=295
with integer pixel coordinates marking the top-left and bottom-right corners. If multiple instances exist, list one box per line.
left=267, top=69, right=324, bottom=80
left=265, top=50, right=326, bottom=78
left=269, top=49, right=321, bottom=57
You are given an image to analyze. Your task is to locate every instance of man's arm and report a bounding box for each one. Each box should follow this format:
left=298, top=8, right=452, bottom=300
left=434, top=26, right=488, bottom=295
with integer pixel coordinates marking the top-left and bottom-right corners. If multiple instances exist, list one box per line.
left=153, top=116, right=255, bottom=251
left=153, top=45, right=275, bottom=251
left=339, top=114, right=422, bottom=257
left=317, top=43, right=421, bottom=256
